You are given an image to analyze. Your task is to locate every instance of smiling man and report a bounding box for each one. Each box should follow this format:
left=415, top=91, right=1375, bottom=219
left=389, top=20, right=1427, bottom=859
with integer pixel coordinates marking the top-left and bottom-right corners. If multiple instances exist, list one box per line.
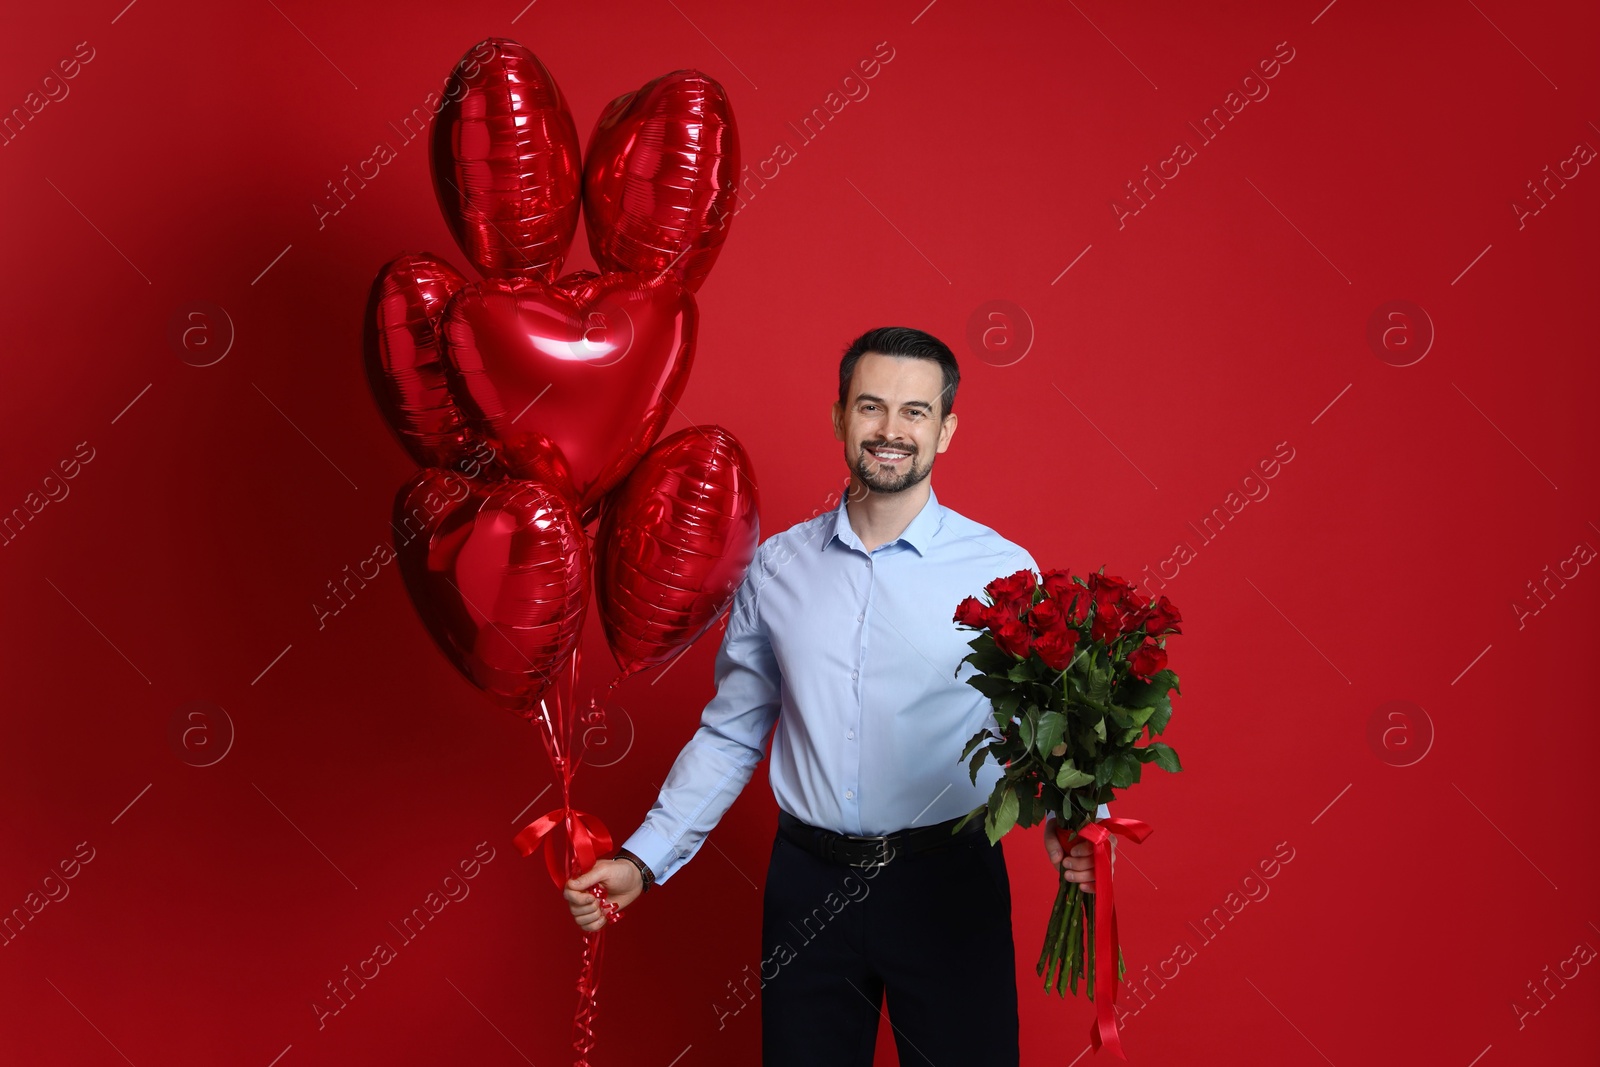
left=565, top=326, right=1105, bottom=1066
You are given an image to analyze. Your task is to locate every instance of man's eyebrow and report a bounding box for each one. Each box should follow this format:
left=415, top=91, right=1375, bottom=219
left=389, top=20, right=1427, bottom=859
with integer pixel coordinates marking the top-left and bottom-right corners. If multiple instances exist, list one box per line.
left=855, top=393, right=934, bottom=411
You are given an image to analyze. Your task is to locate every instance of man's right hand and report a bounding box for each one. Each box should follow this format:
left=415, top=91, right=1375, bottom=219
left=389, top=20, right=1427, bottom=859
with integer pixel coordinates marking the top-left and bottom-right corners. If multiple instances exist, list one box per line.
left=563, top=859, right=645, bottom=932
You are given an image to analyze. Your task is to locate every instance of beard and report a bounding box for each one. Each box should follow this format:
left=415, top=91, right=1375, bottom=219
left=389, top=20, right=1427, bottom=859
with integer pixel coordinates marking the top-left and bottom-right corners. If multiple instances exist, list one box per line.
left=851, top=440, right=933, bottom=494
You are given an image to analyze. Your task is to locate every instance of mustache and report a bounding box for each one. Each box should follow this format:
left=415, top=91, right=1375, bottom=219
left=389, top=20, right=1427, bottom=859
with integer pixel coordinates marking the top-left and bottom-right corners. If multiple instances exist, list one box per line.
left=861, top=441, right=914, bottom=452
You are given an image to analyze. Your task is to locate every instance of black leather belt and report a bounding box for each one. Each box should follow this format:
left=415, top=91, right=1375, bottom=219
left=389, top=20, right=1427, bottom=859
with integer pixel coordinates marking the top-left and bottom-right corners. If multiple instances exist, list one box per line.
left=777, top=808, right=985, bottom=868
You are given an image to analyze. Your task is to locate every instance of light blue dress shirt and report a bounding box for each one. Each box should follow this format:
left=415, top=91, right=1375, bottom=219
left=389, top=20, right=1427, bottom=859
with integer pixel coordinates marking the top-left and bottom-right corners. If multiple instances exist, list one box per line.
left=621, top=484, right=1108, bottom=885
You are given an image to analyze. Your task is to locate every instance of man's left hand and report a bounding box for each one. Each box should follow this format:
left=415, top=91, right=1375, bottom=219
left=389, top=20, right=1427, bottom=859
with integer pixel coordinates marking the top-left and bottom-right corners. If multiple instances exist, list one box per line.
left=1043, top=814, right=1103, bottom=892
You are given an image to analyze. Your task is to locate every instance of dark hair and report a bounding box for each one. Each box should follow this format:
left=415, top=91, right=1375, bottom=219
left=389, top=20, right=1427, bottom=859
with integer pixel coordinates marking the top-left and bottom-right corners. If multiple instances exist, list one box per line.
left=838, top=326, right=960, bottom=419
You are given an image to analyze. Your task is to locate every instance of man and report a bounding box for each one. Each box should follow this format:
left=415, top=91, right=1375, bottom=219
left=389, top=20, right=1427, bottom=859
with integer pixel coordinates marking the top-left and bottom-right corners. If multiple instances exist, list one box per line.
left=564, top=326, right=1106, bottom=1065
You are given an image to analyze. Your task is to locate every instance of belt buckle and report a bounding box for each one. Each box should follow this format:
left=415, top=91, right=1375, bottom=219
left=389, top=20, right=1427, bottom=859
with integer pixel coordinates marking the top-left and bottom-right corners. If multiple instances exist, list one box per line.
left=844, top=833, right=895, bottom=869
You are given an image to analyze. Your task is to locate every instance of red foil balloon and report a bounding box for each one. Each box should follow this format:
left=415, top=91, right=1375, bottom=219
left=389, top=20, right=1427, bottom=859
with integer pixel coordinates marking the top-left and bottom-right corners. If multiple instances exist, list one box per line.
left=393, top=467, right=589, bottom=715
left=431, top=38, right=582, bottom=281
left=596, top=426, right=760, bottom=679
left=583, top=70, right=741, bottom=293
left=364, top=252, right=498, bottom=473
left=439, top=272, right=697, bottom=526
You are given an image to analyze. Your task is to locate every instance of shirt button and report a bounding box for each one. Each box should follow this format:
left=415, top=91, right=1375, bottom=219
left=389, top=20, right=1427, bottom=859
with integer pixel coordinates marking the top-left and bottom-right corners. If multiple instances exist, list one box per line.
left=857, top=614, right=864, bottom=622
left=847, top=730, right=855, bottom=739
left=845, top=790, right=855, bottom=800
left=851, top=669, right=858, bottom=679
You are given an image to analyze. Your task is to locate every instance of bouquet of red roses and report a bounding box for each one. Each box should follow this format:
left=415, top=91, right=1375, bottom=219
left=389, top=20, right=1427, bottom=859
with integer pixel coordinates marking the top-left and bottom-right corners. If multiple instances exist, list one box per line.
left=951, top=566, right=1183, bottom=1055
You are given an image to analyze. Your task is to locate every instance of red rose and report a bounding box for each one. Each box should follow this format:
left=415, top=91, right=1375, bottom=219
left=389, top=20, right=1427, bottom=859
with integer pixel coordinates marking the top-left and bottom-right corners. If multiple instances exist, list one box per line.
left=993, top=615, right=1033, bottom=659
left=1145, top=595, right=1182, bottom=636
left=1028, top=597, right=1067, bottom=636
left=1058, top=580, right=1092, bottom=625
left=1121, top=594, right=1157, bottom=635
left=985, top=568, right=1039, bottom=615
left=1033, top=625, right=1081, bottom=670
left=1090, top=598, right=1126, bottom=645
left=953, top=596, right=990, bottom=630
left=1129, top=637, right=1168, bottom=681
left=1040, top=568, right=1075, bottom=602
left=1088, top=572, right=1134, bottom=610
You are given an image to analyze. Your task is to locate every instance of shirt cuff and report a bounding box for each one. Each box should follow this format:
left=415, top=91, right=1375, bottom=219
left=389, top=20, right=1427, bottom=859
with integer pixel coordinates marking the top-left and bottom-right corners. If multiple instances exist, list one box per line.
left=618, top=824, right=676, bottom=886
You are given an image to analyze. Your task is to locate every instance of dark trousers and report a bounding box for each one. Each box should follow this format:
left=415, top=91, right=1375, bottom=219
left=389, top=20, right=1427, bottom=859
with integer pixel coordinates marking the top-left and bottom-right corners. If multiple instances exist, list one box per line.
left=759, top=818, right=1020, bottom=1066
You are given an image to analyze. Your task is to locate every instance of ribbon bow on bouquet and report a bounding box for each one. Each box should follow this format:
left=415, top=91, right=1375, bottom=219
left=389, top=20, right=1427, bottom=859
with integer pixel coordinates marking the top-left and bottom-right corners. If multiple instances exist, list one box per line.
left=364, top=36, right=762, bottom=1067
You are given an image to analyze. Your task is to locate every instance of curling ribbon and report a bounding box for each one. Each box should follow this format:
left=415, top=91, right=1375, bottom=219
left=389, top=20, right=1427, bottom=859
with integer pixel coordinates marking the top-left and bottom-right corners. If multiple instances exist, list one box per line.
left=1059, top=816, right=1153, bottom=1060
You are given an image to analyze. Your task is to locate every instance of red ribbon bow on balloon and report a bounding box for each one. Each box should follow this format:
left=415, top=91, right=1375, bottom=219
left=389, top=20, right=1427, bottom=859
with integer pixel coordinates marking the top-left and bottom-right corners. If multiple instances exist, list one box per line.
left=1057, top=816, right=1153, bottom=1060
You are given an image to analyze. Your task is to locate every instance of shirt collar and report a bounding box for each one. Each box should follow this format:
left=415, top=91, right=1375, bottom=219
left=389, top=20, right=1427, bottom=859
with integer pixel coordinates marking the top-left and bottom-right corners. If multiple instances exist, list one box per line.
left=825, top=485, right=943, bottom=557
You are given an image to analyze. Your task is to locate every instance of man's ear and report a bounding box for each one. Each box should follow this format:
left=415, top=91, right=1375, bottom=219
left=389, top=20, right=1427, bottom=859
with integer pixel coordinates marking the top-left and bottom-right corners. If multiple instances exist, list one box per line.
left=936, top=410, right=957, bottom=453
left=832, top=401, right=845, bottom=441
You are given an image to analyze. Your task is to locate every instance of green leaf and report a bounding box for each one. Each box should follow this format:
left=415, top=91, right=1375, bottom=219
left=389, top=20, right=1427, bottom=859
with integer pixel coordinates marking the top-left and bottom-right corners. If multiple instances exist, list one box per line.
left=1092, top=715, right=1106, bottom=742
left=1110, top=751, right=1141, bottom=788
left=1007, top=659, right=1036, bottom=683
left=1116, top=703, right=1156, bottom=728
left=959, top=726, right=992, bottom=764
left=986, top=787, right=1020, bottom=844
left=968, top=745, right=989, bottom=785
left=994, top=691, right=1022, bottom=720
left=1146, top=699, right=1173, bottom=736
left=951, top=802, right=985, bottom=835
left=1024, top=788, right=1047, bottom=829
left=1121, top=669, right=1178, bottom=709
left=1087, top=663, right=1113, bottom=707
left=1035, top=710, right=1067, bottom=761
left=967, top=674, right=1014, bottom=700
left=1144, top=742, right=1183, bottom=774
left=1019, top=713, right=1034, bottom=754
left=1056, top=761, right=1094, bottom=789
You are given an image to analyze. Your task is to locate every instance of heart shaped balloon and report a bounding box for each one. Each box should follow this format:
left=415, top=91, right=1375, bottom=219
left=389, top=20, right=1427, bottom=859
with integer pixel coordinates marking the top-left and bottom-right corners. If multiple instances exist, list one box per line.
left=431, top=38, right=582, bottom=281
left=439, top=272, right=697, bottom=525
left=583, top=69, right=741, bottom=293
left=596, top=426, right=760, bottom=679
left=363, top=252, right=499, bottom=474
left=393, top=467, right=589, bottom=715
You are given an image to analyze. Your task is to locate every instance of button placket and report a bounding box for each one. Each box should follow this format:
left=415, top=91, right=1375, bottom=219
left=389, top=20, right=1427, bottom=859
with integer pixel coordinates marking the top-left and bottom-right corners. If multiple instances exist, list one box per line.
left=847, top=548, right=876, bottom=814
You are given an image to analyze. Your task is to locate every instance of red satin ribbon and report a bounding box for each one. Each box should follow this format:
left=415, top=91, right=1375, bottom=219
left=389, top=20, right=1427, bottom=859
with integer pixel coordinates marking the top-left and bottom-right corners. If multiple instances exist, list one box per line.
left=515, top=805, right=618, bottom=1066
left=1059, top=816, right=1153, bottom=1060
left=514, top=807, right=615, bottom=889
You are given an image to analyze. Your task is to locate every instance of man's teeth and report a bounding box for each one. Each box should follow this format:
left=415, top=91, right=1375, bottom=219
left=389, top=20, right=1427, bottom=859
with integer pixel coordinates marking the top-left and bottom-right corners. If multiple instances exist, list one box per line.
left=869, top=447, right=910, bottom=459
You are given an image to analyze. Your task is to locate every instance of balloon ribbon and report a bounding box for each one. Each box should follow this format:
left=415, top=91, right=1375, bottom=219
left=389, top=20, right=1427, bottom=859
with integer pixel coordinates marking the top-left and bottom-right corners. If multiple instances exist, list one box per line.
left=515, top=805, right=620, bottom=1067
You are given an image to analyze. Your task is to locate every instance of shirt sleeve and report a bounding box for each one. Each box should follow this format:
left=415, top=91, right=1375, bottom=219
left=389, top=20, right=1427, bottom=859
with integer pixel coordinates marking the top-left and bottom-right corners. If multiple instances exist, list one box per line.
left=618, top=544, right=782, bottom=887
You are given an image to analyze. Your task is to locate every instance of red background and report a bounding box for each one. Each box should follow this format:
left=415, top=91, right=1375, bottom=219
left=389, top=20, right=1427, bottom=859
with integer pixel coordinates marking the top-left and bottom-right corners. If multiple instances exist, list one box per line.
left=2, top=1, right=1597, bottom=1064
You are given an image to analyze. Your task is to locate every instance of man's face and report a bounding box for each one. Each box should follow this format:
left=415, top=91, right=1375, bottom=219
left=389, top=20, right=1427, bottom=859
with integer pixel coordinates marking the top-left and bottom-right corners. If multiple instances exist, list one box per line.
left=831, top=352, right=957, bottom=494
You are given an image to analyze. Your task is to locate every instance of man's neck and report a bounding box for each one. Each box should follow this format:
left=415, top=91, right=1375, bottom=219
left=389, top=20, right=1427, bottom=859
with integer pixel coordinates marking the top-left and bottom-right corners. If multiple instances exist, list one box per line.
left=845, top=477, right=931, bottom=553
